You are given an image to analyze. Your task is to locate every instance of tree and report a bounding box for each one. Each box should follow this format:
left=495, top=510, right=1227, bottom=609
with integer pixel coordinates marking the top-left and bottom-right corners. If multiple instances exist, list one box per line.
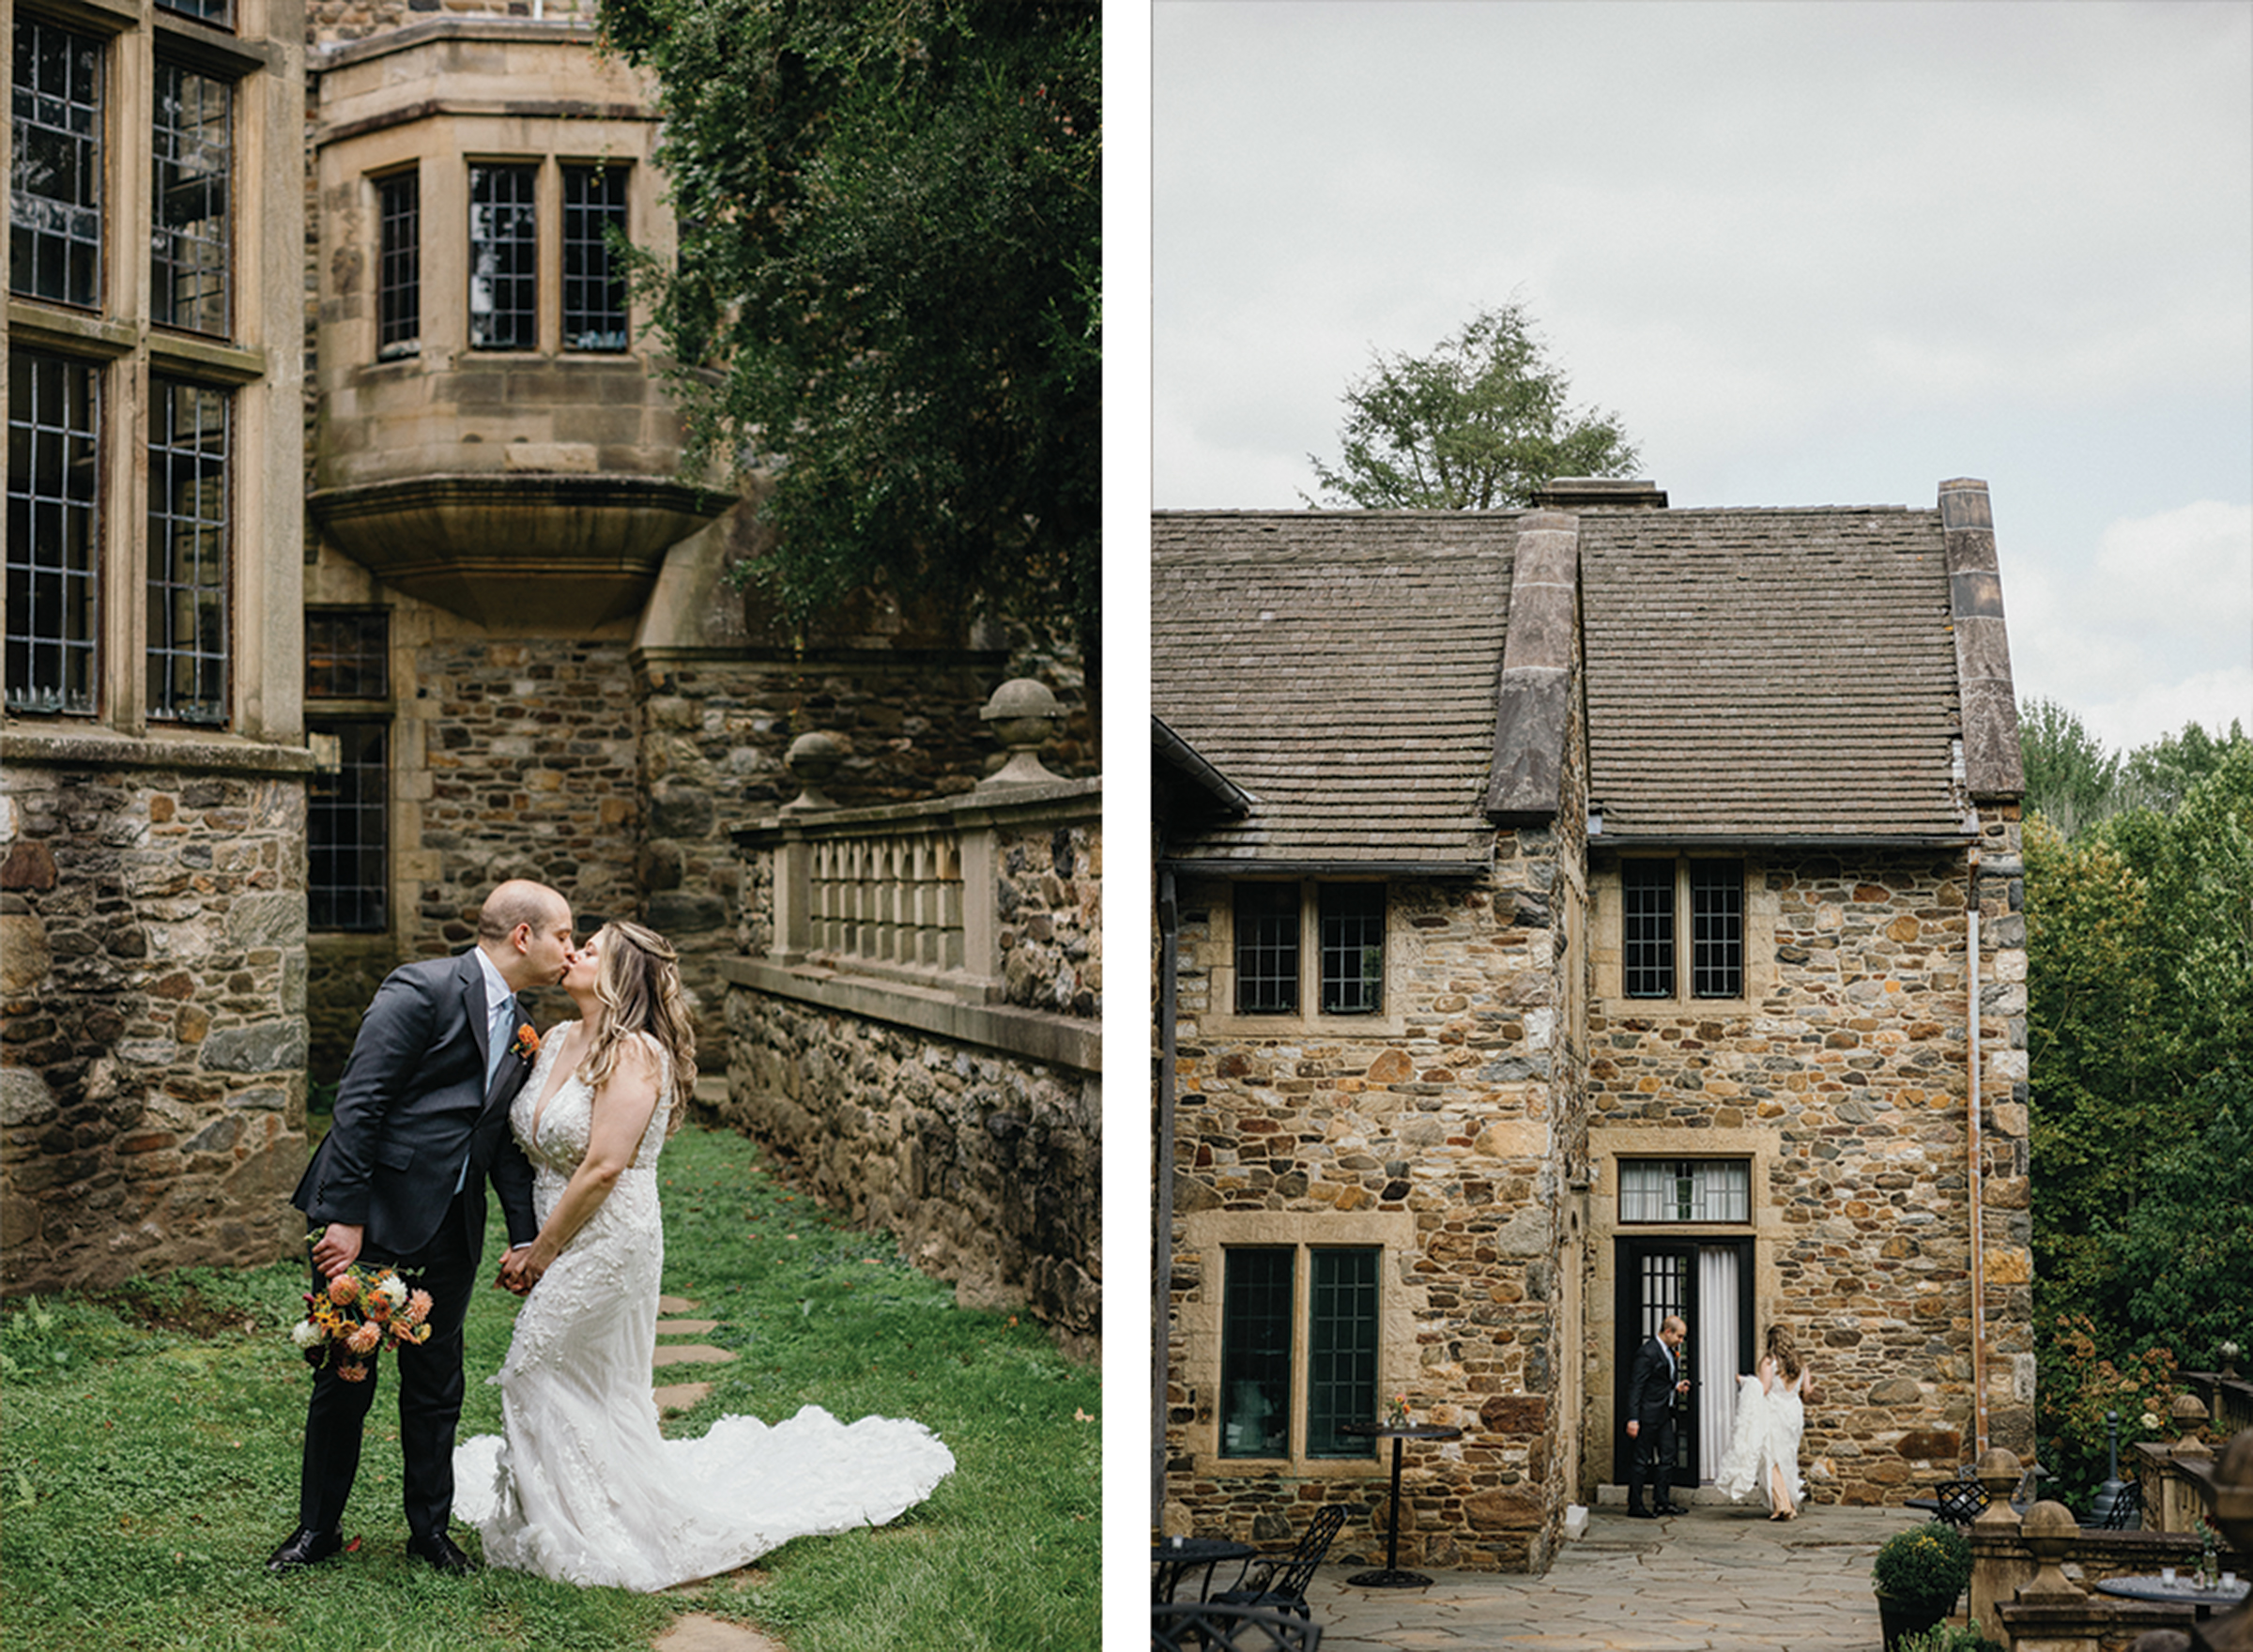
left=599, top=0, right=1100, bottom=663
left=1305, top=300, right=1640, bottom=510
left=2019, top=697, right=2120, bottom=840
left=2113, top=1066, right=2253, bottom=1364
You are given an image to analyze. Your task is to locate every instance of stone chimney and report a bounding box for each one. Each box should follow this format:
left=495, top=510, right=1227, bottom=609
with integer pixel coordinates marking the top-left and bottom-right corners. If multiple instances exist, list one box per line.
left=1533, top=477, right=1667, bottom=510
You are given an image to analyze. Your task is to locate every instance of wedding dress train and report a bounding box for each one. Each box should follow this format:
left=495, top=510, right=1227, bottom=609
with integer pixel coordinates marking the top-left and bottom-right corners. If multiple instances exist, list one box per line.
left=1713, top=1364, right=1806, bottom=1516
left=453, top=1027, right=954, bottom=1590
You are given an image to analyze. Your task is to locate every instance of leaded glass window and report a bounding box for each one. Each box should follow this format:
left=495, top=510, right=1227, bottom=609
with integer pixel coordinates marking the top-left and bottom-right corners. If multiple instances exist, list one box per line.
left=309, top=722, right=388, bottom=931
left=468, top=164, right=536, bottom=350
left=146, top=379, right=229, bottom=725
left=151, top=62, right=231, bottom=335
left=561, top=163, right=628, bottom=352
left=1318, top=884, right=1385, bottom=1016
left=1218, top=1248, right=1292, bottom=1458
left=1620, top=1159, right=1750, bottom=1224
left=1234, top=884, right=1299, bottom=1016
left=1307, top=1247, right=1379, bottom=1457
left=10, top=20, right=103, bottom=308
left=5, top=352, right=100, bottom=715
left=306, top=607, right=388, bottom=699
left=1690, top=862, right=1743, bottom=999
left=1622, top=861, right=1675, bottom=998
left=376, top=170, right=419, bottom=359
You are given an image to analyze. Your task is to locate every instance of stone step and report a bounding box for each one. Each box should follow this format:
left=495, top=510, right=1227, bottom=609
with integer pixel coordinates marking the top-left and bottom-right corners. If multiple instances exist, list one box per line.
left=652, top=1343, right=736, bottom=1369
left=653, top=1611, right=785, bottom=1652
left=656, top=1294, right=699, bottom=1314
left=653, top=1382, right=714, bottom=1414
left=655, top=1318, right=719, bottom=1338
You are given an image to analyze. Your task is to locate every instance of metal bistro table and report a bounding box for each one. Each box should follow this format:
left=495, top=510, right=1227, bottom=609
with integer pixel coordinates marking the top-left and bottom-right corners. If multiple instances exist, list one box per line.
left=1338, top=1421, right=1466, bottom=1588
left=1153, top=1536, right=1256, bottom=1603
left=2093, top=1573, right=2248, bottom=1620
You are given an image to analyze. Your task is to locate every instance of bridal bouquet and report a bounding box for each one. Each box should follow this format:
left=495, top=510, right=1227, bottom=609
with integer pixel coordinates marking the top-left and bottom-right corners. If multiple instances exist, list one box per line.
left=289, top=1262, right=435, bottom=1383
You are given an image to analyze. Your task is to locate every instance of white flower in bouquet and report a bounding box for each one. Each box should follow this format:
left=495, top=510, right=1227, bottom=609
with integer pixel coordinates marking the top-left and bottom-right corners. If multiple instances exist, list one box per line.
left=290, top=1319, right=324, bottom=1351
left=376, top=1274, right=409, bottom=1309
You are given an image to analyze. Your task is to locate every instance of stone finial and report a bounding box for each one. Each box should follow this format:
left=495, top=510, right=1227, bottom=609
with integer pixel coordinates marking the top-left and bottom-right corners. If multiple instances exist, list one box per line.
left=781, top=730, right=846, bottom=813
left=978, top=678, right=1065, bottom=789
left=2170, top=1392, right=2213, bottom=1458
left=1974, top=1446, right=2024, bottom=1529
left=2016, top=1500, right=2084, bottom=1599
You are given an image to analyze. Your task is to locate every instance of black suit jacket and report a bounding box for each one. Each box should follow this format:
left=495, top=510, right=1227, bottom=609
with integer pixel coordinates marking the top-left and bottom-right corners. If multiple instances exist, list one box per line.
left=294, top=950, right=539, bottom=1259
left=1627, top=1335, right=1682, bottom=1432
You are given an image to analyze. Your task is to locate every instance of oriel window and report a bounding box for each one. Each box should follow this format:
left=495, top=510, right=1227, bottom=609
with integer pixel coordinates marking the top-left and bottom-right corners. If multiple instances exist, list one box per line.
left=151, top=63, right=231, bottom=336
left=5, top=352, right=100, bottom=715
left=146, top=379, right=230, bottom=725
left=376, top=170, right=420, bottom=359
left=468, top=164, right=537, bottom=350
left=9, top=20, right=104, bottom=309
left=561, top=163, right=629, bottom=352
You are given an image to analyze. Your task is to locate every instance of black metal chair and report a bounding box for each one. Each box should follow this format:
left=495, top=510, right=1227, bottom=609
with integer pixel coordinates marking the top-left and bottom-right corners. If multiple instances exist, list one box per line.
left=1209, top=1505, right=1350, bottom=1621
left=1152, top=1602, right=1324, bottom=1651
left=2089, top=1473, right=2144, bottom=1530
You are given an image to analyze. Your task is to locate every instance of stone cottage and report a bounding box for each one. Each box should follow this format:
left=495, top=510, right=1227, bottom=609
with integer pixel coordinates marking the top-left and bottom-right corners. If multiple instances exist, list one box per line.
left=3, top=0, right=1092, bottom=1295
left=1153, top=479, right=2032, bottom=1571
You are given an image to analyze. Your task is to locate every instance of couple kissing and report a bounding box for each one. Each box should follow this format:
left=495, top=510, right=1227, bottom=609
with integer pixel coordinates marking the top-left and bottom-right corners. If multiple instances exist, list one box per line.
left=270, top=880, right=952, bottom=1591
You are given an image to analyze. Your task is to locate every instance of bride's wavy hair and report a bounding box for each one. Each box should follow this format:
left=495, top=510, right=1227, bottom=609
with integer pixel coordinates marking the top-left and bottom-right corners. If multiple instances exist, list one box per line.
left=1765, top=1323, right=1803, bottom=1381
left=583, top=920, right=697, bottom=1136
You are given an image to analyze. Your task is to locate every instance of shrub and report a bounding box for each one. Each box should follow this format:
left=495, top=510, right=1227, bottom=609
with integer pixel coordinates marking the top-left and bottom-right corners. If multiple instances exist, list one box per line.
left=1898, top=1622, right=2004, bottom=1652
left=2036, top=1312, right=2180, bottom=1509
left=1873, top=1522, right=1973, bottom=1606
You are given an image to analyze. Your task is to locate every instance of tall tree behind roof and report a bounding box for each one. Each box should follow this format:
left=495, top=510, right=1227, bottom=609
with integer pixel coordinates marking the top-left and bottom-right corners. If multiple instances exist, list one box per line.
left=601, top=0, right=1100, bottom=663
left=1306, top=299, right=1639, bottom=510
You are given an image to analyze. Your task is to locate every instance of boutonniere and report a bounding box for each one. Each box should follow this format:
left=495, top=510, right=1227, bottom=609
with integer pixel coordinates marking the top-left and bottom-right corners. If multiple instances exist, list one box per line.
left=511, top=1023, right=540, bottom=1063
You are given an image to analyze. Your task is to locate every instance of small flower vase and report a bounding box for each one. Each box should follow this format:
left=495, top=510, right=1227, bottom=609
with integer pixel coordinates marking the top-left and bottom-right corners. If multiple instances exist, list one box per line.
left=1384, top=1397, right=1410, bottom=1429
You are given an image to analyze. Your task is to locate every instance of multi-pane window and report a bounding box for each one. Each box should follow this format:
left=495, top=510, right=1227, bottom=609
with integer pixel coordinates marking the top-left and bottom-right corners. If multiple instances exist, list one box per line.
left=1620, top=1159, right=1751, bottom=1224
left=151, top=63, right=231, bottom=335
left=468, top=164, right=537, bottom=350
left=1622, top=859, right=1744, bottom=1000
left=1319, top=885, right=1385, bottom=1015
left=376, top=170, right=420, bottom=359
left=561, top=163, right=628, bottom=352
left=5, top=353, right=100, bottom=715
left=1218, top=1246, right=1380, bottom=1461
left=1234, top=882, right=1387, bottom=1017
left=10, top=20, right=103, bottom=308
left=1234, top=884, right=1299, bottom=1015
left=157, top=0, right=236, bottom=29
left=146, top=379, right=230, bottom=725
left=306, top=608, right=389, bottom=698
left=309, top=723, right=388, bottom=931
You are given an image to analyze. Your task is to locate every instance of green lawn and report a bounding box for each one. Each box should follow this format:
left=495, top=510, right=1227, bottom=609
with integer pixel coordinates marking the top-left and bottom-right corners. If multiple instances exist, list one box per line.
left=0, top=1124, right=1099, bottom=1651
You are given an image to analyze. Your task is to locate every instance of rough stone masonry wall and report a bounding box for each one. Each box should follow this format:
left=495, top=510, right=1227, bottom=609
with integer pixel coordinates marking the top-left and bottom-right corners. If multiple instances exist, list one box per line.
left=1167, top=847, right=1576, bottom=1574
left=2, top=762, right=310, bottom=1291
left=1582, top=824, right=2031, bottom=1506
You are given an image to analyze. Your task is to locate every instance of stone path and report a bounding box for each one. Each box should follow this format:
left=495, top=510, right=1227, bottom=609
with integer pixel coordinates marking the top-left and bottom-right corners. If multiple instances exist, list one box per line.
left=1303, top=1500, right=1927, bottom=1650
left=644, top=1297, right=783, bottom=1652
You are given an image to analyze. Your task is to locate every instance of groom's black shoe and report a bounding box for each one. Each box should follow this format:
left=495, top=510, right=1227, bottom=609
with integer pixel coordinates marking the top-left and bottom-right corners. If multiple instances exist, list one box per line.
left=1625, top=1506, right=1655, bottom=1519
left=266, top=1527, right=344, bottom=1572
left=406, top=1532, right=477, bottom=1574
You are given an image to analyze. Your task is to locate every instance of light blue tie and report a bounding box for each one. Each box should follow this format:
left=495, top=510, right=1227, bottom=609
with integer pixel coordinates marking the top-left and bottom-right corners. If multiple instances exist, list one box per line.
left=461, top=992, right=514, bottom=1195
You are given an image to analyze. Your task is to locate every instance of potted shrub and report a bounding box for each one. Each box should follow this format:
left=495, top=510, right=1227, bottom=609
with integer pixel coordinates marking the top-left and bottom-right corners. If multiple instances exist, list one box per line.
left=1872, top=1521, right=1974, bottom=1651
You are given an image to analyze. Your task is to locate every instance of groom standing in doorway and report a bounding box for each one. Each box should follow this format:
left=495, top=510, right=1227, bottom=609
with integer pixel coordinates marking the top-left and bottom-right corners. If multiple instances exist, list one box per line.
left=1626, top=1313, right=1692, bottom=1518
left=268, top=880, right=575, bottom=1575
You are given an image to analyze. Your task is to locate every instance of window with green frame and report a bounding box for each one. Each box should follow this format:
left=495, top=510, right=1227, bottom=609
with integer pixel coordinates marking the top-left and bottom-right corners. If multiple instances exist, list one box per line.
left=1217, top=1245, right=1379, bottom=1460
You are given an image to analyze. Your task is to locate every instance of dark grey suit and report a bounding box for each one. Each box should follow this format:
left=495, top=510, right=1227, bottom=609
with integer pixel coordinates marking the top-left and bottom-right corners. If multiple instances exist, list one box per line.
left=291, top=950, right=540, bottom=1540
left=1626, top=1334, right=1684, bottom=1514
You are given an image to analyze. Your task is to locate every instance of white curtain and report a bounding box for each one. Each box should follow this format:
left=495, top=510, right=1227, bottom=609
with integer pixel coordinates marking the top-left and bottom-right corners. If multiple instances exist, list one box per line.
left=1696, top=1247, right=1740, bottom=1482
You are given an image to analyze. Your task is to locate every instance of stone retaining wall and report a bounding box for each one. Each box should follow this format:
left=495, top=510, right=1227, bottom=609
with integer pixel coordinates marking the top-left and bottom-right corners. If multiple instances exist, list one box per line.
left=2, top=755, right=311, bottom=1291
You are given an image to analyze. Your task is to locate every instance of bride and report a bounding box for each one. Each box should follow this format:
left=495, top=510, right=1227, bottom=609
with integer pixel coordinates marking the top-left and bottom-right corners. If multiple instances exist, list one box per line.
left=453, top=921, right=954, bottom=1590
left=1715, top=1323, right=1815, bottom=1520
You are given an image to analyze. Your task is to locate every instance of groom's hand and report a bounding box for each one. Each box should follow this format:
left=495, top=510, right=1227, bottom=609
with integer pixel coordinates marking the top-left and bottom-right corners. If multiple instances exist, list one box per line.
left=312, top=1223, right=363, bottom=1278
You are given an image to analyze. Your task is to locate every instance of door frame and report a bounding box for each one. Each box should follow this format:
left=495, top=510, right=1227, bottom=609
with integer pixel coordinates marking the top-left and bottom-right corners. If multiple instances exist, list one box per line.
left=1612, top=1235, right=1755, bottom=1487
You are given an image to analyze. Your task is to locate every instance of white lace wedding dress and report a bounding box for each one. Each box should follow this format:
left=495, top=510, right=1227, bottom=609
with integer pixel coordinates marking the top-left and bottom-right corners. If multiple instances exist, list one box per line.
left=453, top=1026, right=955, bottom=1590
left=1714, top=1360, right=1807, bottom=1515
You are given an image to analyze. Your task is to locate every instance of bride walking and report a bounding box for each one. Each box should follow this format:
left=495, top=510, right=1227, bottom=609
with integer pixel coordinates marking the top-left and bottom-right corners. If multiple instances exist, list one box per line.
left=454, top=920, right=953, bottom=1589
left=1715, top=1323, right=1815, bottom=1520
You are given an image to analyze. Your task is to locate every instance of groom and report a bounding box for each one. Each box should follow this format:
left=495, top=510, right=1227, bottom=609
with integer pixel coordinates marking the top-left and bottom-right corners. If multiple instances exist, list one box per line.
left=1625, top=1313, right=1692, bottom=1518
left=268, top=880, right=574, bottom=1575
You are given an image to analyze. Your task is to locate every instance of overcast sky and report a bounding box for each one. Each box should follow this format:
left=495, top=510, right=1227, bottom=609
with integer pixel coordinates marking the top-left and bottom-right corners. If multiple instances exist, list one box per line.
left=1149, top=0, right=2253, bottom=755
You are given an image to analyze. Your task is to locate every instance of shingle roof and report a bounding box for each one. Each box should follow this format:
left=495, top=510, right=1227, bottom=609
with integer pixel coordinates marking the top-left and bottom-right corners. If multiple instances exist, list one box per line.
left=1151, top=501, right=1982, bottom=867
left=1151, top=512, right=1517, bottom=868
left=1580, top=507, right=1969, bottom=840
